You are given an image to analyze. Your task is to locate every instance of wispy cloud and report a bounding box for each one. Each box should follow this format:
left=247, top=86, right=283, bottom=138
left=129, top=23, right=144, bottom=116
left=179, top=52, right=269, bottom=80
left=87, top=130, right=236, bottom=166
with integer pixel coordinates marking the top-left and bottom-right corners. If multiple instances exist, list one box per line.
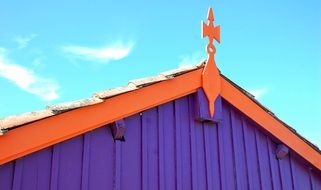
left=14, top=34, right=37, bottom=49
left=0, top=48, right=59, bottom=101
left=248, top=87, right=268, bottom=99
left=178, top=51, right=206, bottom=68
left=63, top=42, right=134, bottom=63
left=32, top=57, right=44, bottom=67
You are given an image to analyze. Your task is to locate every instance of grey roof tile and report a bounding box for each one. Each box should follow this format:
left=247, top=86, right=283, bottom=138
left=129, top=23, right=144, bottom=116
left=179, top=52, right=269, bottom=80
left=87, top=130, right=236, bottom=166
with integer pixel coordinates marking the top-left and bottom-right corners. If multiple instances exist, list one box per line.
left=0, top=109, right=54, bottom=132
left=128, top=74, right=169, bottom=87
left=47, top=97, right=104, bottom=114
left=93, top=83, right=138, bottom=99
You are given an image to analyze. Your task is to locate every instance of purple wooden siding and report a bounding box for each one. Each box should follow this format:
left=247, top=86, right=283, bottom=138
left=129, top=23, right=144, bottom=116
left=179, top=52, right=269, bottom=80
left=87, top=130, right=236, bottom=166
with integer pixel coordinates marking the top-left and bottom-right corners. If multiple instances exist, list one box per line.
left=1, top=93, right=321, bottom=190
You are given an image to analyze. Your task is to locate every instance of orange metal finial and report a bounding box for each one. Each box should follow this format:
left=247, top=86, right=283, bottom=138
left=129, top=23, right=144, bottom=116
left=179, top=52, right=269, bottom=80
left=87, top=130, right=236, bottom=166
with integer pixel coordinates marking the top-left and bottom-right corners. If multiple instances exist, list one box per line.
left=201, top=7, right=221, bottom=117
left=202, top=7, right=221, bottom=55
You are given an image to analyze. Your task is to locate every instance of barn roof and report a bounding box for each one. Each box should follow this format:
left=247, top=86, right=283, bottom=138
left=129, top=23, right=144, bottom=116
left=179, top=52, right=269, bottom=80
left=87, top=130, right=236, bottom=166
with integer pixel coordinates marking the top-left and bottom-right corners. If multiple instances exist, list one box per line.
left=0, top=60, right=320, bottom=171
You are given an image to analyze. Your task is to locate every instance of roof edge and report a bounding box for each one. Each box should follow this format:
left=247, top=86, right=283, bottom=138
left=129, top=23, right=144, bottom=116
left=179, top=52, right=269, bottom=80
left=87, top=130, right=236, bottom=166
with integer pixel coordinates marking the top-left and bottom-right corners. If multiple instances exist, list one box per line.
left=0, top=62, right=205, bottom=131
left=0, top=64, right=320, bottom=172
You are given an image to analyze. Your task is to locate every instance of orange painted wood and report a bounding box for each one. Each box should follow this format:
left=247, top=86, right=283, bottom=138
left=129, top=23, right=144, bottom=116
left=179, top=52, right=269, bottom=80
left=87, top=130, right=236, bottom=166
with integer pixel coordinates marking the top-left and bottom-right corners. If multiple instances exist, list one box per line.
left=201, top=7, right=221, bottom=117
left=220, top=77, right=321, bottom=171
left=0, top=68, right=320, bottom=173
left=0, top=69, right=202, bottom=165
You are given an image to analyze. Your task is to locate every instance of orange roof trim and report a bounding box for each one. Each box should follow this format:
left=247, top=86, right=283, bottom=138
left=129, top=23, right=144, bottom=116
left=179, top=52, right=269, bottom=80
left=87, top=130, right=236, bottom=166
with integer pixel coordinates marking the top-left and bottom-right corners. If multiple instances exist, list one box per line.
left=0, top=67, right=320, bottom=171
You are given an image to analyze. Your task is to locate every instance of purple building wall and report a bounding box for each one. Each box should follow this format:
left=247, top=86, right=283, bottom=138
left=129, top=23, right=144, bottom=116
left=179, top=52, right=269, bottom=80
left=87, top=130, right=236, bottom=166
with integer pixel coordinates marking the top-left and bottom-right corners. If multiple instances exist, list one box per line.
left=0, top=91, right=321, bottom=190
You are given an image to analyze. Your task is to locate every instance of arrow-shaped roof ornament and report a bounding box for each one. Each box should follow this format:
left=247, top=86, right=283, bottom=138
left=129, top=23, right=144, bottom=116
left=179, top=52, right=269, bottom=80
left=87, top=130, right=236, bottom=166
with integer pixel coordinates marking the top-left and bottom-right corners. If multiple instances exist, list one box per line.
left=201, top=7, right=221, bottom=117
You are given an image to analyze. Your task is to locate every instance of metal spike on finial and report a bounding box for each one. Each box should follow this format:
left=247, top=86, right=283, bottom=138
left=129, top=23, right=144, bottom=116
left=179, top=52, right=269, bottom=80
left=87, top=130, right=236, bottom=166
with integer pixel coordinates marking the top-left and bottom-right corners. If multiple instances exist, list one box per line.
left=202, top=7, right=220, bottom=50
left=207, top=7, right=214, bottom=21
left=201, top=7, right=221, bottom=117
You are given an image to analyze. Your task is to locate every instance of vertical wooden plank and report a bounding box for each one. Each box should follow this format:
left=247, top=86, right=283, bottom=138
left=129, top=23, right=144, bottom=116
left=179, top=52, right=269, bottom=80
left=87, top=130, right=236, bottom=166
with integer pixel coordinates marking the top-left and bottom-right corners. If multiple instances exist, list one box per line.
left=188, top=96, right=199, bottom=190
left=144, top=108, right=159, bottom=190
left=174, top=100, right=182, bottom=190
left=217, top=119, right=227, bottom=190
left=20, top=147, right=52, bottom=190
left=255, top=129, right=273, bottom=190
left=310, top=168, right=321, bottom=190
left=242, top=120, right=261, bottom=190
left=218, top=103, right=237, bottom=189
left=12, top=159, right=23, bottom=190
left=209, top=123, right=221, bottom=189
left=254, top=128, right=264, bottom=190
left=50, top=144, right=60, bottom=190
left=56, top=136, right=83, bottom=190
left=194, top=115, right=207, bottom=190
left=230, top=110, right=248, bottom=190
left=157, top=106, right=165, bottom=190
left=20, top=155, right=37, bottom=190
left=228, top=109, right=238, bottom=189
left=222, top=104, right=237, bottom=189
left=36, top=147, right=53, bottom=190
left=81, top=133, right=91, bottom=190
left=239, top=117, right=250, bottom=190
left=141, top=112, right=148, bottom=190
left=160, top=102, right=176, bottom=190
left=176, top=97, right=192, bottom=190
left=278, top=151, right=294, bottom=189
left=20, top=154, right=38, bottom=190
left=203, top=122, right=213, bottom=190
left=121, top=114, right=142, bottom=190
left=88, top=127, right=114, bottom=190
left=291, top=154, right=312, bottom=190
left=175, top=97, right=192, bottom=190
left=289, top=154, right=296, bottom=190
left=267, top=139, right=282, bottom=190
left=141, top=108, right=159, bottom=190
left=0, top=162, right=14, bottom=190
left=240, top=119, right=250, bottom=190
left=308, top=169, right=314, bottom=190
left=114, top=141, right=121, bottom=190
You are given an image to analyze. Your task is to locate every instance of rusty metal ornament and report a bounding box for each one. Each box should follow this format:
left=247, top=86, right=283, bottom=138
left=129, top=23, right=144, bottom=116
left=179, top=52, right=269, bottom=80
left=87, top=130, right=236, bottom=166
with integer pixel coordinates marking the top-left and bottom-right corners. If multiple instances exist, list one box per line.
left=201, top=7, right=221, bottom=117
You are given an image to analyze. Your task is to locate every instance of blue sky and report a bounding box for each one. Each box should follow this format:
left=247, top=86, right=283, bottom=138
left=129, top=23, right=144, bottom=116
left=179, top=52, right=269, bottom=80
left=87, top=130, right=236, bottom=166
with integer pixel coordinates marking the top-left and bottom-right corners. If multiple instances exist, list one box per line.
left=0, top=1, right=320, bottom=146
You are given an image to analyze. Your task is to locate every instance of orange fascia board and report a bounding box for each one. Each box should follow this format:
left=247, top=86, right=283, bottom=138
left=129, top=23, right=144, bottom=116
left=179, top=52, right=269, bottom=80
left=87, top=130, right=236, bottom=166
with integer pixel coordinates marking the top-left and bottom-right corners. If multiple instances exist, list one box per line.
left=220, top=77, right=321, bottom=170
left=0, top=69, right=202, bottom=165
left=0, top=68, right=320, bottom=172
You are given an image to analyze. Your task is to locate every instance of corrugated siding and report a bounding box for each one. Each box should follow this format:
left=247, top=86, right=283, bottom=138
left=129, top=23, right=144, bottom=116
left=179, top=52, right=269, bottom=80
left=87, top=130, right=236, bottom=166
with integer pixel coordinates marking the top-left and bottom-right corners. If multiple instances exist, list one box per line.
left=0, top=93, right=321, bottom=190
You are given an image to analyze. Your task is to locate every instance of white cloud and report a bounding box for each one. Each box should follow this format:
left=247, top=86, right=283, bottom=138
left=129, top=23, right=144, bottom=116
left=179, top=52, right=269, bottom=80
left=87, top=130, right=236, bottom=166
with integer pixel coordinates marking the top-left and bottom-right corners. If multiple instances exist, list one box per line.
left=63, top=42, right=133, bottom=62
left=14, top=34, right=37, bottom=49
left=0, top=48, right=59, bottom=101
left=248, top=87, right=268, bottom=99
left=178, top=51, right=206, bottom=68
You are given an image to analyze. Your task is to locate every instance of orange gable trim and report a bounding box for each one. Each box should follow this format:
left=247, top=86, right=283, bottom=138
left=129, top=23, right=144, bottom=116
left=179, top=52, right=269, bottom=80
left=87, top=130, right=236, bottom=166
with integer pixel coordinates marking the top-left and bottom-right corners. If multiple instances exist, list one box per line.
left=221, top=77, right=321, bottom=170
left=0, top=69, right=202, bottom=165
left=0, top=68, right=320, bottom=171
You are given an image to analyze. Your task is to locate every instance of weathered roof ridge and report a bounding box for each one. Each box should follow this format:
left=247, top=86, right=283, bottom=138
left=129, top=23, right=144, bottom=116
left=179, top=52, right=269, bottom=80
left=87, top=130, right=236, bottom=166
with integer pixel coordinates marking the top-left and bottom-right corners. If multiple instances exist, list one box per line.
left=0, top=62, right=205, bottom=133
